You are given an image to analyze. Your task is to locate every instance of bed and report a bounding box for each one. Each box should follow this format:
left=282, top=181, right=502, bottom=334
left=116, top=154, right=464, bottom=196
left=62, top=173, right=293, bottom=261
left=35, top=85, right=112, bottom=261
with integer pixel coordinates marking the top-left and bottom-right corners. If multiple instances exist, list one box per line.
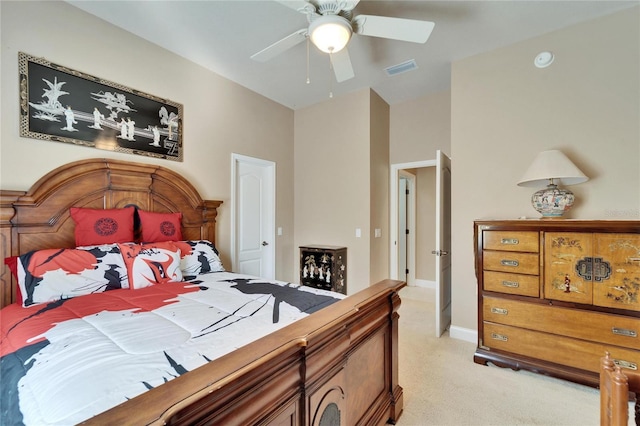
left=600, top=352, right=640, bottom=426
left=0, top=158, right=405, bottom=426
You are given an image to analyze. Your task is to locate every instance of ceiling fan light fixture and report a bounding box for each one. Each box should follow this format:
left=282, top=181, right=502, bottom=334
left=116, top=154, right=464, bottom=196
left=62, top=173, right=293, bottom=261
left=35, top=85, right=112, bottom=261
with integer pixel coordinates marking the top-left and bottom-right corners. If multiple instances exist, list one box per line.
left=309, top=15, right=352, bottom=53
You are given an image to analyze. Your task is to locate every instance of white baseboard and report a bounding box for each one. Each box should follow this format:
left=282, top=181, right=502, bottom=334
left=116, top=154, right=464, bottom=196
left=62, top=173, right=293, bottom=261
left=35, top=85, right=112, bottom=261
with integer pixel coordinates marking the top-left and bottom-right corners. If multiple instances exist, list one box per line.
left=449, top=325, right=477, bottom=344
left=412, top=279, right=435, bottom=289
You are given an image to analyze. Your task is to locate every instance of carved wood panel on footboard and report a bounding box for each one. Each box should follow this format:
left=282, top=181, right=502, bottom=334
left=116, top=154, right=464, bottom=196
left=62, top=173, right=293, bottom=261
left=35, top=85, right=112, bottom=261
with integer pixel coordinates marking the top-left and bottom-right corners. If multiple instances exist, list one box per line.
left=305, top=289, right=403, bottom=426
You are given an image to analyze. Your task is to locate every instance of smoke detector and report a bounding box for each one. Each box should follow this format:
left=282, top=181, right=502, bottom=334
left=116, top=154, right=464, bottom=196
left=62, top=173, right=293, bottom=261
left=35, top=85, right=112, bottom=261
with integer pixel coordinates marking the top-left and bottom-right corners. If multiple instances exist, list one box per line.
left=534, top=51, right=554, bottom=68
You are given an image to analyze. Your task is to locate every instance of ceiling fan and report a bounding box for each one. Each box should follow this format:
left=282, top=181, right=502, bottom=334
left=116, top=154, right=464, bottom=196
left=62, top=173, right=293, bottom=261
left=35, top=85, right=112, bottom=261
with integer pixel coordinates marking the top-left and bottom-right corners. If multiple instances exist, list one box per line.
left=250, top=0, right=435, bottom=83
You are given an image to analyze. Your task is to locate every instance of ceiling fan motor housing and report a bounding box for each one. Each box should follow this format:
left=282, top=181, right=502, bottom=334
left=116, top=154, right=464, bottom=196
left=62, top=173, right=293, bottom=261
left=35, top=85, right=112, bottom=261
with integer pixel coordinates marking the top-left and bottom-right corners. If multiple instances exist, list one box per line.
left=313, top=0, right=355, bottom=17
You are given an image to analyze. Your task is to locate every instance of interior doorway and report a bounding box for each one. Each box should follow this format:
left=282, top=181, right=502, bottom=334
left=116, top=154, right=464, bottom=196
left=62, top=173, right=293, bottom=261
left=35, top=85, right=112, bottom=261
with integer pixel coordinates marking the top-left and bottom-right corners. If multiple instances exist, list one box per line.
left=397, top=170, right=416, bottom=286
left=231, top=153, right=276, bottom=279
left=390, top=151, right=452, bottom=336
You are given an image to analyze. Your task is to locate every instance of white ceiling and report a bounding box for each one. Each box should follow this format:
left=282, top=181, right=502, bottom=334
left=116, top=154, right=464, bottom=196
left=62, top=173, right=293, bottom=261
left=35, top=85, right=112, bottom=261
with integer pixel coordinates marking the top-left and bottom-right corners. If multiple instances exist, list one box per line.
left=66, top=0, right=638, bottom=110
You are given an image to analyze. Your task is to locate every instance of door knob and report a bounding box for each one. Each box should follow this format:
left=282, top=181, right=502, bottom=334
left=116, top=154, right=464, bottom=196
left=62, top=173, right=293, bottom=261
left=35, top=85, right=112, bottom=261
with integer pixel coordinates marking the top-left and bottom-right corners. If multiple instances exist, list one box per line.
left=431, top=250, right=449, bottom=256
left=262, top=241, right=269, bottom=246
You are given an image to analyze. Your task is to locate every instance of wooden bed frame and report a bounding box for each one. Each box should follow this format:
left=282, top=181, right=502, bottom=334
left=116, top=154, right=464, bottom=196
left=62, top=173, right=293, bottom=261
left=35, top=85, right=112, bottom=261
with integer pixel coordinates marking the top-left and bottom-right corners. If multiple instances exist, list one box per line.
left=0, top=158, right=405, bottom=425
left=600, top=352, right=640, bottom=426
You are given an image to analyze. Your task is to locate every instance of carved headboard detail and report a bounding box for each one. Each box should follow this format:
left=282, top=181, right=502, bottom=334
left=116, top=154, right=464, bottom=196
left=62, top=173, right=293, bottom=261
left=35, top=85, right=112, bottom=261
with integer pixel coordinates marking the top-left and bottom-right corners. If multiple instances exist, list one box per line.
left=0, top=158, right=222, bottom=309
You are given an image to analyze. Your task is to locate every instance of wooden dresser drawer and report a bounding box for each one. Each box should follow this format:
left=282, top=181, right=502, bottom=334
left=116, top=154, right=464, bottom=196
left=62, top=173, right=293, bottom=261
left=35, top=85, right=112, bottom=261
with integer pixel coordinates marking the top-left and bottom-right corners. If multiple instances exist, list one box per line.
left=483, top=296, right=640, bottom=350
left=483, top=251, right=539, bottom=275
left=483, top=271, right=539, bottom=297
left=483, top=231, right=539, bottom=252
left=483, top=322, right=639, bottom=374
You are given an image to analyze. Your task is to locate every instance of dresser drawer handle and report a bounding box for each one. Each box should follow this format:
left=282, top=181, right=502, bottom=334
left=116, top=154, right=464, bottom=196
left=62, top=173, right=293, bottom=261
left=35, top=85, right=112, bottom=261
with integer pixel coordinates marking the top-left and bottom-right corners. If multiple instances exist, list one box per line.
left=491, top=307, right=508, bottom=315
left=491, top=333, right=508, bottom=342
left=612, top=327, right=637, bottom=338
left=501, top=260, right=519, bottom=267
left=501, top=238, right=519, bottom=245
left=502, top=280, right=520, bottom=288
left=613, top=359, right=638, bottom=371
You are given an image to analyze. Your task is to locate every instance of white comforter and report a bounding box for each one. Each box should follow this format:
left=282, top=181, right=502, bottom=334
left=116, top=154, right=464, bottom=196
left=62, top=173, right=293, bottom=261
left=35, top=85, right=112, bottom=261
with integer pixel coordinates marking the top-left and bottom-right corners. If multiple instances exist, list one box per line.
left=0, top=272, right=343, bottom=425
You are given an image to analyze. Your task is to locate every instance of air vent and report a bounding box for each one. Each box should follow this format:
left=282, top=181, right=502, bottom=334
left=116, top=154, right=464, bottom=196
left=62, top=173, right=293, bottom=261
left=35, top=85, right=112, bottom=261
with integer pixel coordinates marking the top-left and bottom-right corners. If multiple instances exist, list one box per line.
left=384, top=59, right=418, bottom=76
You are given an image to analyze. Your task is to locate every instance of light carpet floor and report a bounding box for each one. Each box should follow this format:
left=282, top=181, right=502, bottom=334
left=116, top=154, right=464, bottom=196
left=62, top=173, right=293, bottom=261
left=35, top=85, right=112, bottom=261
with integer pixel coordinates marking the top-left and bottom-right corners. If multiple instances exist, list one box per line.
left=394, top=286, right=635, bottom=426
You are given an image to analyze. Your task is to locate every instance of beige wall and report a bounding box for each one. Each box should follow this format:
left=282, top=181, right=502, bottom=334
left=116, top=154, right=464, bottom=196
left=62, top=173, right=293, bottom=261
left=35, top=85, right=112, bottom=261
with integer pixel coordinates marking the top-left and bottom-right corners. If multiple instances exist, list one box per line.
left=0, top=1, right=296, bottom=281
left=451, top=8, right=640, bottom=332
left=390, top=90, right=451, bottom=164
left=389, top=90, right=450, bottom=287
left=369, top=91, right=390, bottom=284
left=293, top=89, right=390, bottom=294
left=389, top=86, right=450, bottom=287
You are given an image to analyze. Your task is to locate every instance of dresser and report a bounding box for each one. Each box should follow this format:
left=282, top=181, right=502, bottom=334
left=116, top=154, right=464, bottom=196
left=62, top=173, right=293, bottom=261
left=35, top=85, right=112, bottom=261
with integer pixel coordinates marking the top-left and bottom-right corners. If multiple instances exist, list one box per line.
left=474, top=220, right=640, bottom=387
left=299, top=245, right=347, bottom=294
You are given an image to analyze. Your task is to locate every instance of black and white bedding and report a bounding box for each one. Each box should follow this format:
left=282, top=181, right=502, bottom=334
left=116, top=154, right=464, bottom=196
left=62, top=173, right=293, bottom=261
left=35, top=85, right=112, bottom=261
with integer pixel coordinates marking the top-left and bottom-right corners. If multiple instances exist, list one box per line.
left=0, top=271, right=343, bottom=425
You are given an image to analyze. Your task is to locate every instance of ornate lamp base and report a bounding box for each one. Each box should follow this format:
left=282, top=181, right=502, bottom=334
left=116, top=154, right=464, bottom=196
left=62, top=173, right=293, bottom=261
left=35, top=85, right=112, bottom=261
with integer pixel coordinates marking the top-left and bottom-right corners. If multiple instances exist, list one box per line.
left=531, top=184, right=574, bottom=218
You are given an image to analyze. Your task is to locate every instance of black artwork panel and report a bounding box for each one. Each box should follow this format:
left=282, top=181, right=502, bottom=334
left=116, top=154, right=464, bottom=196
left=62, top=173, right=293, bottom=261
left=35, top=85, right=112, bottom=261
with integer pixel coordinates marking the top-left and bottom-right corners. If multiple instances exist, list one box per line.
left=19, top=52, right=183, bottom=161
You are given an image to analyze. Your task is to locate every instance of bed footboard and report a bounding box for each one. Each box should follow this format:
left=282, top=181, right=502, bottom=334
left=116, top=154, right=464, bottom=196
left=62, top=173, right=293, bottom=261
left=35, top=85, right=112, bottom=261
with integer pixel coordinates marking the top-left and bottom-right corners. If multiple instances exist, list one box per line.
left=83, top=279, right=406, bottom=426
left=600, top=351, right=640, bottom=426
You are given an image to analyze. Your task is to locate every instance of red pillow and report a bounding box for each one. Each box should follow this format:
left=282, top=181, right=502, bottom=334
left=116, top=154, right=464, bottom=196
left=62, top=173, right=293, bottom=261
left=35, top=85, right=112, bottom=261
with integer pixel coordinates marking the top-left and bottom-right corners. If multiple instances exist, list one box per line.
left=70, top=206, right=135, bottom=246
left=4, top=256, right=23, bottom=305
left=138, top=210, right=182, bottom=243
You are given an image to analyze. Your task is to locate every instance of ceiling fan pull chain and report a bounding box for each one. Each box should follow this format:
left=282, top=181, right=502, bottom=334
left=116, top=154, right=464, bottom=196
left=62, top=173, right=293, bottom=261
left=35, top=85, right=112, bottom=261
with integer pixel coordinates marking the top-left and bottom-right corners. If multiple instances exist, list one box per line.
left=306, top=37, right=311, bottom=84
left=329, top=51, right=334, bottom=98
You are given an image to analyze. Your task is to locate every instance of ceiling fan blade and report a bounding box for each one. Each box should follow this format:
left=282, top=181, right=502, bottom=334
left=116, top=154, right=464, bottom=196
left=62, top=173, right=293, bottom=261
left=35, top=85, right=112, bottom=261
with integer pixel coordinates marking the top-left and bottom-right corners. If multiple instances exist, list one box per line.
left=331, top=48, right=355, bottom=82
left=353, top=15, right=435, bottom=44
left=339, top=0, right=360, bottom=12
left=251, top=29, right=307, bottom=62
left=274, top=0, right=316, bottom=14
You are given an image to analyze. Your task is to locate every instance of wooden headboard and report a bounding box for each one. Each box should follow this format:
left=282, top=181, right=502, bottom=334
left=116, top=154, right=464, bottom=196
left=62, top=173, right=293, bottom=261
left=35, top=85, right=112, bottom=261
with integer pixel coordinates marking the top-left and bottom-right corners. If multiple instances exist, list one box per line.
left=0, top=158, right=222, bottom=309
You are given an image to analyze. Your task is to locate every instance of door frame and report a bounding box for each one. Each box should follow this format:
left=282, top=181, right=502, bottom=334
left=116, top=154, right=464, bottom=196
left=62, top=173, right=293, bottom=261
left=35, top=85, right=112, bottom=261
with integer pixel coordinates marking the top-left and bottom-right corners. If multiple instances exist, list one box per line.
left=391, top=157, right=452, bottom=336
left=231, top=153, right=276, bottom=277
left=389, top=160, right=436, bottom=281
left=397, top=170, right=416, bottom=286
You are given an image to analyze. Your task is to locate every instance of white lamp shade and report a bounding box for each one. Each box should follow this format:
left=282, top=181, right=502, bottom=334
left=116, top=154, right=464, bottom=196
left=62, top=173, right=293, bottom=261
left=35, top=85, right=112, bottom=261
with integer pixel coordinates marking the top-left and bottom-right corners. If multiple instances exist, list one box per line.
left=309, top=15, right=352, bottom=53
left=517, top=150, right=588, bottom=188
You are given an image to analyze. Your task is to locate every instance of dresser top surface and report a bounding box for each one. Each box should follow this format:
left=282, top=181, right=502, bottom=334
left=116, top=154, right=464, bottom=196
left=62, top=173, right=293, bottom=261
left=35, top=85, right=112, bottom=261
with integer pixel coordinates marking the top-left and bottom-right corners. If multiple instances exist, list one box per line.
left=475, top=219, right=639, bottom=232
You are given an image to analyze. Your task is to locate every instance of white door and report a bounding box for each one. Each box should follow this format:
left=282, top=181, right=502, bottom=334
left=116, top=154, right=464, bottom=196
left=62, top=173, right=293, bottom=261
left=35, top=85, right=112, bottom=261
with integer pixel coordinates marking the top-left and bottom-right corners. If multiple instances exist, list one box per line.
left=434, top=150, right=452, bottom=337
left=232, top=154, right=275, bottom=279
left=398, top=177, right=408, bottom=283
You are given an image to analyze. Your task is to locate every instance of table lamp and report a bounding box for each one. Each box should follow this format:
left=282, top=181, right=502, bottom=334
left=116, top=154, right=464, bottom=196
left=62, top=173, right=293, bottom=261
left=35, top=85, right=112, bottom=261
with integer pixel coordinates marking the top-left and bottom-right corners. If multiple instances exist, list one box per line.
left=517, top=150, right=588, bottom=218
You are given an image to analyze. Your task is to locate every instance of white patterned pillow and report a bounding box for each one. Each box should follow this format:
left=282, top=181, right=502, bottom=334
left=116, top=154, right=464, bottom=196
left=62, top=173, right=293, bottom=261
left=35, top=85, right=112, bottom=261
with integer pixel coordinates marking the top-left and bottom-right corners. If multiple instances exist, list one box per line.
left=175, top=240, right=225, bottom=276
left=16, top=244, right=128, bottom=307
left=118, top=242, right=183, bottom=290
